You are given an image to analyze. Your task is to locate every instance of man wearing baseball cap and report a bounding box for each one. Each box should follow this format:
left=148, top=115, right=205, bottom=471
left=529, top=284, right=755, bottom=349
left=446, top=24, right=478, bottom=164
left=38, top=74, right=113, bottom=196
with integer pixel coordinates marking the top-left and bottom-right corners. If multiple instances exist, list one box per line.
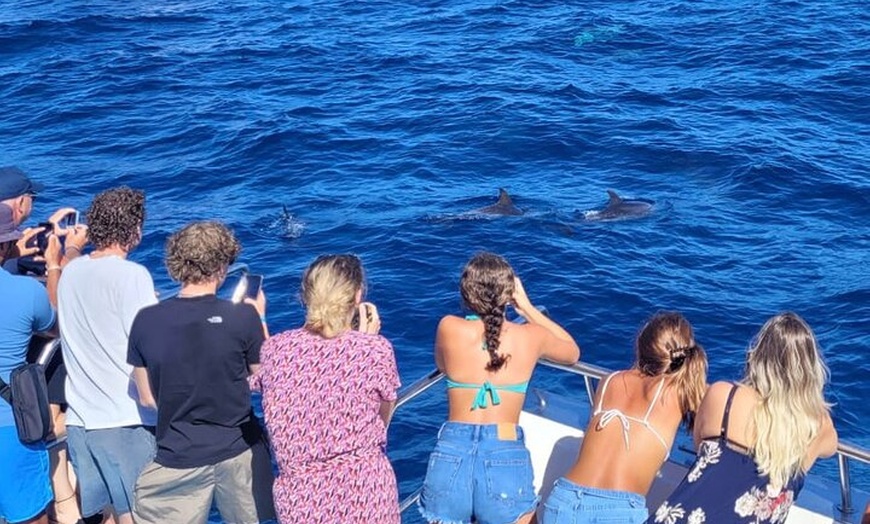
left=0, top=202, right=62, bottom=524
left=0, top=166, right=86, bottom=265
left=1, top=167, right=85, bottom=524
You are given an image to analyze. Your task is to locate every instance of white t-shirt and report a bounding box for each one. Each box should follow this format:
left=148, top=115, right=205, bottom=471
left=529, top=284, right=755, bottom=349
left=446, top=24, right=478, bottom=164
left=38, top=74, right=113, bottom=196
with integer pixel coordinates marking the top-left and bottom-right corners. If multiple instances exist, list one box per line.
left=58, top=254, right=158, bottom=429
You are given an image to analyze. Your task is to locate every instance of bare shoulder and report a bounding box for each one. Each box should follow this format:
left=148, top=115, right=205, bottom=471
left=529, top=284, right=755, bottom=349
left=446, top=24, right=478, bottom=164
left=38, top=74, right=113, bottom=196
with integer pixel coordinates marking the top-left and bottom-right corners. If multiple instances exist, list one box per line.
left=437, top=314, right=465, bottom=331
left=699, top=381, right=733, bottom=408
left=813, top=409, right=838, bottom=458
left=695, top=381, right=736, bottom=434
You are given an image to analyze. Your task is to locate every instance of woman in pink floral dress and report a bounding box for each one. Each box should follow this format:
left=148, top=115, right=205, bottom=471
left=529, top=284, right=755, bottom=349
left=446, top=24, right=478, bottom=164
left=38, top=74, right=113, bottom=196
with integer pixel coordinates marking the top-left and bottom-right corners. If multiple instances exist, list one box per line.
left=251, top=254, right=401, bottom=523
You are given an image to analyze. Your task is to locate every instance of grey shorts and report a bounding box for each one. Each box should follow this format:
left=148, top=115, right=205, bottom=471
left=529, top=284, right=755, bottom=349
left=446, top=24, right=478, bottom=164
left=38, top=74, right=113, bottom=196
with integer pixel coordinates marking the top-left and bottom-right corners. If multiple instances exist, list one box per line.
left=133, top=442, right=276, bottom=524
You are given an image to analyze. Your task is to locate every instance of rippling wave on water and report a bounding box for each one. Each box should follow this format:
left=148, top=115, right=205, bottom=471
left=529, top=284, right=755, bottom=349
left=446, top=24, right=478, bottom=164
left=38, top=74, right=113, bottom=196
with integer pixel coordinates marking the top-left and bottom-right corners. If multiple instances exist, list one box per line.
left=2, top=0, right=867, bottom=509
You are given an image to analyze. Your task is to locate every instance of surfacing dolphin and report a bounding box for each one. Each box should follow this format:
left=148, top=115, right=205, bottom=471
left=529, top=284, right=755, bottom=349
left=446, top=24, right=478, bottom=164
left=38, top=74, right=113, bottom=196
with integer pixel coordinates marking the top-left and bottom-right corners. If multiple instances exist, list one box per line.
left=584, top=190, right=654, bottom=221
left=473, top=188, right=524, bottom=216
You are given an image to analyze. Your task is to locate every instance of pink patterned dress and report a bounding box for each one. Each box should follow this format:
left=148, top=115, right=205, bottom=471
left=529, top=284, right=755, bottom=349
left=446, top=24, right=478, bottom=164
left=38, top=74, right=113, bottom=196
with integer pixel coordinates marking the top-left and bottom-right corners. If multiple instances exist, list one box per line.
left=253, top=328, right=401, bottom=524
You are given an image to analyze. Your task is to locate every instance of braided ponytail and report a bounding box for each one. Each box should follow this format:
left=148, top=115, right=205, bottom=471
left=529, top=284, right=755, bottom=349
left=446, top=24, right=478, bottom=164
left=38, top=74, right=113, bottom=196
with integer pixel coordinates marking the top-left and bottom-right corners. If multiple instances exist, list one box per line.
left=482, top=304, right=509, bottom=371
left=460, top=253, right=515, bottom=372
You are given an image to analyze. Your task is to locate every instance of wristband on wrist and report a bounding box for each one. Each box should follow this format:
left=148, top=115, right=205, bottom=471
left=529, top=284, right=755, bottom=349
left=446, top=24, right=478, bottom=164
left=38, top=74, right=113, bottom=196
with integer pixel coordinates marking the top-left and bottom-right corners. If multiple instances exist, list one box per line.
left=46, top=266, right=62, bottom=272
left=259, top=315, right=267, bottom=323
left=66, top=245, right=82, bottom=253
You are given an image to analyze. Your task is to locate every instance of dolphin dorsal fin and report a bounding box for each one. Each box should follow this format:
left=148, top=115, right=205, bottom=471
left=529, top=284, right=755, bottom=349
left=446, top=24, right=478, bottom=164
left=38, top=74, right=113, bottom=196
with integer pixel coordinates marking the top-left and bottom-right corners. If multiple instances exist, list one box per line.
left=498, top=188, right=513, bottom=205
left=607, top=189, right=622, bottom=205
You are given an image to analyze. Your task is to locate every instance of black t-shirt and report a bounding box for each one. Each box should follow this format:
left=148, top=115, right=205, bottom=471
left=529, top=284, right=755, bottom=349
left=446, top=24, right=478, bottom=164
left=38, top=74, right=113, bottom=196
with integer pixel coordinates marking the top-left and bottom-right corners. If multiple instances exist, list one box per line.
left=127, top=295, right=264, bottom=468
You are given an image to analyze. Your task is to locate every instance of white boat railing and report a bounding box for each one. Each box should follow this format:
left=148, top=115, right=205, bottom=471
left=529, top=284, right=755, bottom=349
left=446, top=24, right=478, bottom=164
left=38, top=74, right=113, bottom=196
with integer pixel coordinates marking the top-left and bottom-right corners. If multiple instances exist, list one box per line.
left=391, top=360, right=870, bottom=519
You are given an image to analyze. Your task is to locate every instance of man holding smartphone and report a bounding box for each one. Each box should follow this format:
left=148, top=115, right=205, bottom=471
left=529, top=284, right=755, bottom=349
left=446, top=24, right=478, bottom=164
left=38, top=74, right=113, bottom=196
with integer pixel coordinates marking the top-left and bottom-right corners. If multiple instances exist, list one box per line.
left=127, top=221, right=275, bottom=524
left=1, top=166, right=87, bottom=524
left=0, top=166, right=87, bottom=278
left=0, top=203, right=58, bottom=524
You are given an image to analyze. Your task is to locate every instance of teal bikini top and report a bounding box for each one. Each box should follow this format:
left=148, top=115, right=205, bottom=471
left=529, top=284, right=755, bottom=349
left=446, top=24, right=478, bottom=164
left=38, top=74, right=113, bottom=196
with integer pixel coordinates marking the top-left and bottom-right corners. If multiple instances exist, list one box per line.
left=445, top=314, right=529, bottom=410
left=446, top=378, right=529, bottom=410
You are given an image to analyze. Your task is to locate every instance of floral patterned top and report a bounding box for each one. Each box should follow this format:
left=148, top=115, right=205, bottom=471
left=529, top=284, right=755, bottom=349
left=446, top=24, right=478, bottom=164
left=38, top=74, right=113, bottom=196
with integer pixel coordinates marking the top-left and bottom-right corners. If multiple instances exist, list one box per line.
left=651, top=385, right=804, bottom=524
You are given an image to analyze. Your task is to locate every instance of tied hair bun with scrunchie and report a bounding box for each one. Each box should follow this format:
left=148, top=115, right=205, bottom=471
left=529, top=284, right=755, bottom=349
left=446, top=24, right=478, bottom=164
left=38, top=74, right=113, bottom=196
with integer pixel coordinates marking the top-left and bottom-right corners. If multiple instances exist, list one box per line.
left=667, top=343, right=696, bottom=373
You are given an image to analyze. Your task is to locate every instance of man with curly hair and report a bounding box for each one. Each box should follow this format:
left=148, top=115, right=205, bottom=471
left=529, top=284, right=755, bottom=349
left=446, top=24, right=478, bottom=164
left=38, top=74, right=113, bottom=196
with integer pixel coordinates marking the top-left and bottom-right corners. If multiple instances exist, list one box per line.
left=57, top=187, right=158, bottom=524
left=127, top=221, right=275, bottom=524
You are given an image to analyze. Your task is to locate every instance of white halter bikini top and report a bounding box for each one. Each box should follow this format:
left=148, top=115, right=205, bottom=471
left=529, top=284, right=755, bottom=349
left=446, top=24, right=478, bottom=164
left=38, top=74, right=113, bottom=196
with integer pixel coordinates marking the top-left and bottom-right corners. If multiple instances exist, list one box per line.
left=593, top=371, right=671, bottom=460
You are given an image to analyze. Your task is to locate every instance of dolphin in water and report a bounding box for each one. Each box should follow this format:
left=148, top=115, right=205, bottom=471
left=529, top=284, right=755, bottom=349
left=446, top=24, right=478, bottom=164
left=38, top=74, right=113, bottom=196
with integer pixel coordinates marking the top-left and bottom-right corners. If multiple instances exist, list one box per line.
left=473, top=188, right=524, bottom=216
left=584, top=190, right=654, bottom=221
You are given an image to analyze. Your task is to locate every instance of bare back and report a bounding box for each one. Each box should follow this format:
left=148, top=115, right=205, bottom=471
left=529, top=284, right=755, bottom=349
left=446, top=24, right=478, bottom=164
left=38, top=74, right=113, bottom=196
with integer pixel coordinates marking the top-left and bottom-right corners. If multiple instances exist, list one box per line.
left=436, top=314, right=571, bottom=424
left=567, top=370, right=684, bottom=495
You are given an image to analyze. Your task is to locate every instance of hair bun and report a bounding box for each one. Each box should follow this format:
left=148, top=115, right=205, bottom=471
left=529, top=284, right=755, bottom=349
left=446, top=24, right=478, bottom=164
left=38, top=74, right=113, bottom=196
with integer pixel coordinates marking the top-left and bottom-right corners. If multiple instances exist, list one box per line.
left=667, top=344, right=695, bottom=372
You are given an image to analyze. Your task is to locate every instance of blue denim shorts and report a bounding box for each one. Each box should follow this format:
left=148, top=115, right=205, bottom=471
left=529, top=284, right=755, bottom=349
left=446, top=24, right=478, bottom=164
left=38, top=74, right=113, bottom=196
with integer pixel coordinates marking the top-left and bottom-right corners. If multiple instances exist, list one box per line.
left=67, top=425, right=156, bottom=518
left=418, top=422, right=538, bottom=524
left=0, top=426, right=52, bottom=523
left=541, top=478, right=648, bottom=524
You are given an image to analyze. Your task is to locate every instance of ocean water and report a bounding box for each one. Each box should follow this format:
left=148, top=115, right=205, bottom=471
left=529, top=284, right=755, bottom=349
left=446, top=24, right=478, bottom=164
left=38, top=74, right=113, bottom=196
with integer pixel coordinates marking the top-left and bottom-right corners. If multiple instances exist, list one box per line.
left=1, top=0, right=868, bottom=518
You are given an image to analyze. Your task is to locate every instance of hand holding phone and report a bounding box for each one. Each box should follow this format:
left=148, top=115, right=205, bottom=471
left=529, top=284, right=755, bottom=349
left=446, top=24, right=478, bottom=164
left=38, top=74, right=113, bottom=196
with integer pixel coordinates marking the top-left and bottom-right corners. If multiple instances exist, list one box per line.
left=232, top=274, right=264, bottom=303
left=354, top=302, right=381, bottom=335
left=59, top=210, right=79, bottom=231
left=34, top=222, right=55, bottom=254
left=243, top=275, right=264, bottom=301
left=48, top=208, right=79, bottom=234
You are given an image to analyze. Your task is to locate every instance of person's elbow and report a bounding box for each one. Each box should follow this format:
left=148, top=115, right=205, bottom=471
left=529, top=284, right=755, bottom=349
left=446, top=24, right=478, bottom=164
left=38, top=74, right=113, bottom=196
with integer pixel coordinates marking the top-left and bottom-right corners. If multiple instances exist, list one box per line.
left=567, top=342, right=581, bottom=364
left=820, top=422, right=839, bottom=459
left=549, top=341, right=580, bottom=365
left=814, top=413, right=839, bottom=459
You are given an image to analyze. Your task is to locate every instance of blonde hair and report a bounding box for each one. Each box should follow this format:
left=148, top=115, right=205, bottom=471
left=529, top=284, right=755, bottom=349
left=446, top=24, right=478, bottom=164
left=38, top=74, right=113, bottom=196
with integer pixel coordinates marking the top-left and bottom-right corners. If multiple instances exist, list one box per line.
left=460, top=252, right=516, bottom=372
left=636, top=311, right=708, bottom=430
left=744, top=312, right=831, bottom=491
left=301, top=254, right=364, bottom=339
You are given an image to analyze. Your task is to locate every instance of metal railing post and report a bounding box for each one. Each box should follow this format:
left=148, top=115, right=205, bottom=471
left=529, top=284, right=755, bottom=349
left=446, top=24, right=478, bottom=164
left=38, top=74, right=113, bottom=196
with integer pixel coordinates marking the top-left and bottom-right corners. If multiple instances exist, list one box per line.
left=837, top=453, right=853, bottom=516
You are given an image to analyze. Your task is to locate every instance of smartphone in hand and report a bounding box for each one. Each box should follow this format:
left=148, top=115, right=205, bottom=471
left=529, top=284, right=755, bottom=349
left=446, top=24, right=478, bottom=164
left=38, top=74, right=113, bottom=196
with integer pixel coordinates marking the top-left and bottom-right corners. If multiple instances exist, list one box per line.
left=351, top=303, right=375, bottom=331
left=243, top=274, right=263, bottom=300
left=34, top=222, right=54, bottom=253
left=59, top=210, right=80, bottom=230
left=232, top=274, right=263, bottom=304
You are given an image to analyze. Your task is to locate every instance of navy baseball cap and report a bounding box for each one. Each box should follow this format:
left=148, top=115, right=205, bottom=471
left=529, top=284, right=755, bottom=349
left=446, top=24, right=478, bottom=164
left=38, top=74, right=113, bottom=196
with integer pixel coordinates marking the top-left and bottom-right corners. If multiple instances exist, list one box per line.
left=0, top=203, right=22, bottom=243
left=0, top=166, right=45, bottom=201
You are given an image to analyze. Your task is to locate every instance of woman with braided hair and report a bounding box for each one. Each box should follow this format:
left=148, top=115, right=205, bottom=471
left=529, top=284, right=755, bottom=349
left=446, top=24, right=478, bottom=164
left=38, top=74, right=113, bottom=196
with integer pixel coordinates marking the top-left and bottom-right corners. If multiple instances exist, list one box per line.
left=540, top=311, right=708, bottom=524
left=419, top=252, right=580, bottom=524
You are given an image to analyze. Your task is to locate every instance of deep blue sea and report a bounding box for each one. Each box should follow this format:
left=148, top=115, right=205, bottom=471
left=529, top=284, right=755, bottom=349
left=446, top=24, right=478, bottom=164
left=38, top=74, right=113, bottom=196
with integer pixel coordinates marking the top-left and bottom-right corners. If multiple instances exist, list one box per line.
left=2, top=0, right=867, bottom=518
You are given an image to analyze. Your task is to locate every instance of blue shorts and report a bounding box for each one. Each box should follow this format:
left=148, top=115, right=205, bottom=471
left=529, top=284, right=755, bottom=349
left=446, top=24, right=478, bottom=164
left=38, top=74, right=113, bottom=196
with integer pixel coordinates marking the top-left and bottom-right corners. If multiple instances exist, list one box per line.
left=541, top=478, right=648, bottom=524
left=418, top=422, right=538, bottom=524
left=67, top=425, right=156, bottom=518
left=0, top=426, right=52, bottom=523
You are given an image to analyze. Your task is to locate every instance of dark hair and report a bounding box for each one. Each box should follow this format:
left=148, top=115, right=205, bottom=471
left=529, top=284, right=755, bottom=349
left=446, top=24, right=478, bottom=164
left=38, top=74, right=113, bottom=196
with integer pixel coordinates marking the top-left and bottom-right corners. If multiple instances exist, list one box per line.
left=165, top=221, right=240, bottom=285
left=460, top=252, right=515, bottom=372
left=636, top=311, right=708, bottom=429
left=86, top=187, right=145, bottom=251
